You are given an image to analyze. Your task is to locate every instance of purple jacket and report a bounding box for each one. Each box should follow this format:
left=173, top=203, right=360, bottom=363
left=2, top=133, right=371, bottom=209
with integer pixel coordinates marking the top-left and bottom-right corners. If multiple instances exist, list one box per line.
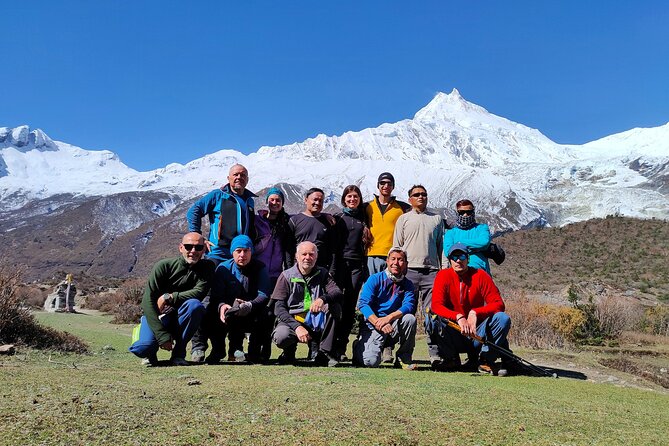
left=254, top=209, right=291, bottom=280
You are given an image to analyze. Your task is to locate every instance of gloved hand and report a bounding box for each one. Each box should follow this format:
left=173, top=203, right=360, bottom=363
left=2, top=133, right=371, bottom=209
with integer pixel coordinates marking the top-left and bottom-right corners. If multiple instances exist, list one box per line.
left=237, top=300, right=253, bottom=317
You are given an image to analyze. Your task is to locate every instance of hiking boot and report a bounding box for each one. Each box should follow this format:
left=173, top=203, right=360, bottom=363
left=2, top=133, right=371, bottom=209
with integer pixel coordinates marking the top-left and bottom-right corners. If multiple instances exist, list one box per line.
left=478, top=361, right=502, bottom=375
left=170, top=357, right=189, bottom=366
left=431, top=356, right=460, bottom=372
left=460, top=357, right=479, bottom=372
left=277, top=350, right=296, bottom=365
left=141, top=354, right=158, bottom=367
left=191, top=349, right=205, bottom=363
left=381, top=346, right=394, bottom=364
left=315, top=351, right=339, bottom=367
left=394, top=358, right=418, bottom=371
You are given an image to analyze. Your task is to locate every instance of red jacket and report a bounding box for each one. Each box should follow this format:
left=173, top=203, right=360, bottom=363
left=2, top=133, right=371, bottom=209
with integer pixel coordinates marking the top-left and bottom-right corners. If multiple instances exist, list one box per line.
left=431, top=267, right=504, bottom=321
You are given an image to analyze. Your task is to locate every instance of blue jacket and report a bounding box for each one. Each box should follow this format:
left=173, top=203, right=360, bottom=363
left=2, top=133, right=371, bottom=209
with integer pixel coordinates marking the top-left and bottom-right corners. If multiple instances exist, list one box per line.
left=357, top=271, right=416, bottom=329
left=211, top=258, right=270, bottom=311
left=187, top=185, right=257, bottom=261
left=443, top=223, right=491, bottom=274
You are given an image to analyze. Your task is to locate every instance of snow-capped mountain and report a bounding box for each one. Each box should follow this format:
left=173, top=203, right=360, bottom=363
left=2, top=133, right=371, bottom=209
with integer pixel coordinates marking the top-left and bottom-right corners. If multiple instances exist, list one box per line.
left=1, top=90, right=668, bottom=235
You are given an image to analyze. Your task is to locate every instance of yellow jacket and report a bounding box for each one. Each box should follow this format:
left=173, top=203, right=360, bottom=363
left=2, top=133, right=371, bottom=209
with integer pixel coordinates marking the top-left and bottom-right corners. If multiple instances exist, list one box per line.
left=365, top=196, right=410, bottom=257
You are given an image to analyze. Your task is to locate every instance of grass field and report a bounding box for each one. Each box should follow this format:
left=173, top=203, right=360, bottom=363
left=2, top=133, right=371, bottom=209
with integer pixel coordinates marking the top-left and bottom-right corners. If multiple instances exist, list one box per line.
left=1, top=311, right=667, bottom=446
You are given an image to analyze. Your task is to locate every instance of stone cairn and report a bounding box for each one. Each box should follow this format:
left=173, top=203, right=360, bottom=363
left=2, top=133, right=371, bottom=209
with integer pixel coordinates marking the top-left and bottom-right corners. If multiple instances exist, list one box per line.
left=43, top=274, right=77, bottom=313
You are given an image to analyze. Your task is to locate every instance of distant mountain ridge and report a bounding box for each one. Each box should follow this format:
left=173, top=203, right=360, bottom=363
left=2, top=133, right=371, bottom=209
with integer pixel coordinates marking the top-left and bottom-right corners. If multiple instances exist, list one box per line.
left=1, top=89, right=668, bottom=272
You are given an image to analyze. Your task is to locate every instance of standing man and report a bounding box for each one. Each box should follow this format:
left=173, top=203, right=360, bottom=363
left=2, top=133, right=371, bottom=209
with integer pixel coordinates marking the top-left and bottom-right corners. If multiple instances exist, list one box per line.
left=353, top=247, right=417, bottom=369
left=428, top=243, right=511, bottom=375
left=187, top=164, right=257, bottom=264
left=443, top=199, right=492, bottom=275
left=365, top=172, right=411, bottom=275
left=272, top=241, right=343, bottom=367
left=187, top=164, right=256, bottom=361
left=393, top=184, right=445, bottom=367
left=129, top=232, right=215, bottom=366
left=285, top=188, right=337, bottom=277
left=203, top=235, right=272, bottom=364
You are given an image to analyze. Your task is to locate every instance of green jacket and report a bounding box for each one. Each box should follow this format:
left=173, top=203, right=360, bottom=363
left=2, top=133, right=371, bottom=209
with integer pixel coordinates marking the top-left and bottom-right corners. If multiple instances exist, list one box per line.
left=141, top=256, right=215, bottom=344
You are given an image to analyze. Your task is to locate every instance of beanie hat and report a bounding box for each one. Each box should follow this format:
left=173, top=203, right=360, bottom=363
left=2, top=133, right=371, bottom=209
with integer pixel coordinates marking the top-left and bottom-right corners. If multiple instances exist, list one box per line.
left=230, top=235, right=254, bottom=253
left=377, top=172, right=395, bottom=185
left=265, top=187, right=285, bottom=204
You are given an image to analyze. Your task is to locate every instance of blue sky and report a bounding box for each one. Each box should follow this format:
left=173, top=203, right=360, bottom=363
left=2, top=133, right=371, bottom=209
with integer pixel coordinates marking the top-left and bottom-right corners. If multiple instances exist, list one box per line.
left=2, top=1, right=668, bottom=170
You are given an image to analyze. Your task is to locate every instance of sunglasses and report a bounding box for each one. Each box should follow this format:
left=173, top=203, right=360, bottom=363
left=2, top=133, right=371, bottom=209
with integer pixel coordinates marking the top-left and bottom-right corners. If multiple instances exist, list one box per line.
left=449, top=253, right=468, bottom=262
left=378, top=181, right=393, bottom=186
left=183, top=244, right=205, bottom=252
left=411, top=192, right=427, bottom=198
left=457, top=209, right=474, bottom=215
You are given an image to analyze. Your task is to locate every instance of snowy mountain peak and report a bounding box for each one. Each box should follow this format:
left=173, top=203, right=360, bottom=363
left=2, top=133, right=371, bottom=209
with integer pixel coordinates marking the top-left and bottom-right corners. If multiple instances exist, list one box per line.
left=0, top=125, right=58, bottom=152
left=414, top=89, right=488, bottom=122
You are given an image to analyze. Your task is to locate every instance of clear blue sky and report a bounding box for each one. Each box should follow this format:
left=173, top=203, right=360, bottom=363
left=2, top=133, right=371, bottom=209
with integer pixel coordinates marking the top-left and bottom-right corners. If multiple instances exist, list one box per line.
left=2, top=1, right=668, bottom=170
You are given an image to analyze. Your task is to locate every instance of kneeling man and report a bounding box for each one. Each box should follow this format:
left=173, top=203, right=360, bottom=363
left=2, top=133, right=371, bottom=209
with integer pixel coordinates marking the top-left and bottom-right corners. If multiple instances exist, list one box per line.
left=354, top=247, right=417, bottom=369
left=428, top=243, right=512, bottom=375
left=210, top=235, right=272, bottom=363
left=129, top=232, right=215, bottom=366
left=272, top=241, right=342, bottom=366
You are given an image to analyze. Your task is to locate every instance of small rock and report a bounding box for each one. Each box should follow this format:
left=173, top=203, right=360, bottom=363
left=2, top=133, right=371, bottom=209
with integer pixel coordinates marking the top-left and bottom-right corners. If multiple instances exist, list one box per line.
left=660, top=368, right=667, bottom=374
left=101, top=345, right=115, bottom=351
left=187, top=379, right=201, bottom=386
left=0, top=344, right=16, bottom=355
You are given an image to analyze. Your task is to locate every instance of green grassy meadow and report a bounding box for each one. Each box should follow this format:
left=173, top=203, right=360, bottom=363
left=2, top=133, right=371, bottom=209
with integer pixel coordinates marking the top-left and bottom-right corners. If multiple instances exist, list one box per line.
left=1, top=311, right=667, bottom=446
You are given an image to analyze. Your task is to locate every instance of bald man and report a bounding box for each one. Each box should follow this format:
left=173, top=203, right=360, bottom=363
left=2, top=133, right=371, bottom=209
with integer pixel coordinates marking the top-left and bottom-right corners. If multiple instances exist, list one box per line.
left=187, top=164, right=258, bottom=264
left=271, top=241, right=343, bottom=367
left=129, top=232, right=215, bottom=366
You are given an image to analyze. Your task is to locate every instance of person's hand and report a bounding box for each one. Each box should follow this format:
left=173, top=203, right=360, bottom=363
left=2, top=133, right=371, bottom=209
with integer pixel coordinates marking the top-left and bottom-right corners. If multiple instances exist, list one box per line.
left=204, top=240, right=215, bottom=253
left=159, top=340, right=173, bottom=351
left=219, top=304, right=232, bottom=323
left=458, top=310, right=477, bottom=338
left=236, top=300, right=253, bottom=317
left=380, top=322, right=394, bottom=335
left=295, top=326, right=311, bottom=343
left=309, top=298, right=325, bottom=313
left=372, top=315, right=391, bottom=333
left=157, top=294, right=170, bottom=313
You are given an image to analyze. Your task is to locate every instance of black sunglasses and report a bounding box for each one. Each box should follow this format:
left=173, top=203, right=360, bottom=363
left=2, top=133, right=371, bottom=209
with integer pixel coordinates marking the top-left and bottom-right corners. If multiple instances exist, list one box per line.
left=183, top=244, right=205, bottom=252
left=411, top=192, right=427, bottom=198
left=457, top=209, right=474, bottom=215
left=449, top=253, right=468, bottom=262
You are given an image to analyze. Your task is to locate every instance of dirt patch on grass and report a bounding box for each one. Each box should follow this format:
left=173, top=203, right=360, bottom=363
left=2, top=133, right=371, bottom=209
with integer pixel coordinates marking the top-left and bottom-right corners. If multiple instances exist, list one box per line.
left=598, top=357, right=669, bottom=389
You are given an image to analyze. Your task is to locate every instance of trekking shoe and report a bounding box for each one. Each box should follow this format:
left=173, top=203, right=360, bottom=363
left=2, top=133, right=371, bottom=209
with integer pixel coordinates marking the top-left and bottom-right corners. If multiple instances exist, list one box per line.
left=315, top=351, right=339, bottom=368
left=478, top=361, right=501, bottom=375
left=141, top=355, right=158, bottom=367
left=170, top=357, right=189, bottom=366
left=460, top=357, right=479, bottom=372
left=276, top=350, right=296, bottom=365
left=381, top=346, right=394, bottom=364
left=191, top=349, right=205, bottom=363
left=394, top=358, right=418, bottom=371
left=431, top=356, right=460, bottom=372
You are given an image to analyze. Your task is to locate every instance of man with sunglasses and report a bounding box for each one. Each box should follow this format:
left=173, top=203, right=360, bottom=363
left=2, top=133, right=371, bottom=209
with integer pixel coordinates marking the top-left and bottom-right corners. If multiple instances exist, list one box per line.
left=393, top=184, right=445, bottom=366
left=129, top=232, right=215, bottom=366
left=444, top=199, right=492, bottom=274
left=428, top=243, right=512, bottom=375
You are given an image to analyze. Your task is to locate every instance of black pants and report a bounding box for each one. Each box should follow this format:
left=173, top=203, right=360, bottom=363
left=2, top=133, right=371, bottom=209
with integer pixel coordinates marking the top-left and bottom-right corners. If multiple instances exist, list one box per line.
left=334, top=259, right=367, bottom=356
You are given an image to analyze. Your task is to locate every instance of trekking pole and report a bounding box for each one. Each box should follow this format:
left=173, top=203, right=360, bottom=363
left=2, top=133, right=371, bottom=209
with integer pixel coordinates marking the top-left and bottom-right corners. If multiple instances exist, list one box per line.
left=446, top=319, right=557, bottom=378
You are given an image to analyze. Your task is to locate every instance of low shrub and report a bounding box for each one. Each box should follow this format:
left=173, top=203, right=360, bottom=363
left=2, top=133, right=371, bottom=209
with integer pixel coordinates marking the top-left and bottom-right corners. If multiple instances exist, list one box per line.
left=641, top=305, right=669, bottom=337
left=505, top=293, right=567, bottom=349
left=84, top=277, right=145, bottom=324
left=0, top=266, right=88, bottom=353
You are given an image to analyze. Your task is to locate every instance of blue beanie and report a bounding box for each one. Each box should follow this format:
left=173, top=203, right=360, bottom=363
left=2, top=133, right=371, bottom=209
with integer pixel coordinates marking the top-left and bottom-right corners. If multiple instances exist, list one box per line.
left=265, top=187, right=285, bottom=204
left=230, top=235, right=254, bottom=253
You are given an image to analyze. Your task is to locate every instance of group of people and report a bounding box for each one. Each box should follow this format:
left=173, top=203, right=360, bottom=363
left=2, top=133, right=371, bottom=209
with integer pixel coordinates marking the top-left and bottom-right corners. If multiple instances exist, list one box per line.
left=129, top=164, right=514, bottom=375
